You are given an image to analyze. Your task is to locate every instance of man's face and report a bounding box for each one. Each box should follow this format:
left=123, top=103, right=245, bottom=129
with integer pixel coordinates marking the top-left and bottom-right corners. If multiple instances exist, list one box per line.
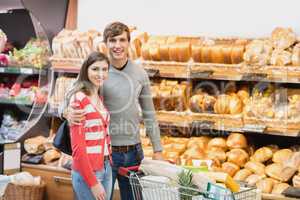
left=106, top=31, right=129, bottom=62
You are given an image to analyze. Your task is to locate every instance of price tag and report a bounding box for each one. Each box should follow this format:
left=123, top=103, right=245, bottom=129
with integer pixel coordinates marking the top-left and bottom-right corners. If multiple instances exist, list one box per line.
left=242, top=73, right=267, bottom=81
left=20, top=68, right=33, bottom=74
left=242, top=124, right=266, bottom=133
left=190, top=70, right=213, bottom=79
left=0, top=67, right=4, bottom=73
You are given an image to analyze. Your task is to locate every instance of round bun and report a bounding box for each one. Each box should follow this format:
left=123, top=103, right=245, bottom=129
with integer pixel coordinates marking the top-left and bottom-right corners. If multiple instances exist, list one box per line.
left=265, top=163, right=283, bottom=181
left=221, top=162, right=240, bottom=177
left=233, top=169, right=252, bottom=182
left=226, top=133, right=248, bottom=149
left=256, top=178, right=274, bottom=194
left=226, top=148, right=249, bottom=167
left=245, top=161, right=265, bottom=175
left=272, top=149, right=293, bottom=164
left=252, top=147, right=273, bottom=163
left=207, top=148, right=227, bottom=163
left=246, top=174, right=265, bottom=187
left=208, top=137, right=227, bottom=151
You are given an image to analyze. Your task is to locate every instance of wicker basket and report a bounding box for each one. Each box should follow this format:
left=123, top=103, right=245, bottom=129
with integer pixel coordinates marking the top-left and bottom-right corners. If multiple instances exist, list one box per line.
left=3, top=181, right=45, bottom=200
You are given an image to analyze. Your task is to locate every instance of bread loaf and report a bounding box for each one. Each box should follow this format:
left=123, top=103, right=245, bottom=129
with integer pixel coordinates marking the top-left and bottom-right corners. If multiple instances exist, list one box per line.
left=292, top=43, right=300, bottom=66
left=207, top=148, right=227, bottom=163
left=43, top=149, right=61, bottom=164
left=271, top=27, right=296, bottom=50
left=226, top=133, right=248, bottom=149
left=172, top=84, right=188, bottom=112
left=214, top=95, right=231, bottom=114
left=168, top=43, right=179, bottom=61
left=149, top=44, right=161, bottom=61
left=233, top=169, right=252, bottom=182
left=270, top=49, right=292, bottom=66
left=159, top=44, right=170, bottom=61
left=272, top=149, right=293, bottom=164
left=252, top=147, right=273, bottom=163
left=245, top=161, right=265, bottom=175
left=246, top=174, right=265, bottom=186
left=222, top=162, right=240, bottom=177
left=200, top=46, right=212, bottom=63
left=24, top=136, right=47, bottom=154
left=230, top=45, right=245, bottom=64
left=243, top=40, right=273, bottom=66
left=226, top=149, right=249, bottom=167
left=141, top=43, right=151, bottom=60
left=191, top=44, right=202, bottom=62
left=208, top=137, right=227, bottom=151
left=256, top=178, right=274, bottom=194
left=229, top=95, right=243, bottom=114
left=211, top=45, right=225, bottom=63
left=265, top=163, right=283, bottom=181
left=222, top=45, right=232, bottom=64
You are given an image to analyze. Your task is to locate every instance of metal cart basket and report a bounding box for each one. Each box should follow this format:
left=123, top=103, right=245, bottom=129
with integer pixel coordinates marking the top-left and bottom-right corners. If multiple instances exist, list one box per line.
left=119, top=166, right=261, bottom=200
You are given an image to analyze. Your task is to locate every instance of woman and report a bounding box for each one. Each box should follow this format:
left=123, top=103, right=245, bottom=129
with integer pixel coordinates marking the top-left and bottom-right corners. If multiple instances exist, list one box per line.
left=66, top=52, right=112, bottom=200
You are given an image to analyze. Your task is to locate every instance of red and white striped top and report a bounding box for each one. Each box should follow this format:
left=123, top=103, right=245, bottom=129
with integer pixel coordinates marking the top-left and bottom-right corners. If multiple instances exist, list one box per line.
left=70, top=91, right=111, bottom=188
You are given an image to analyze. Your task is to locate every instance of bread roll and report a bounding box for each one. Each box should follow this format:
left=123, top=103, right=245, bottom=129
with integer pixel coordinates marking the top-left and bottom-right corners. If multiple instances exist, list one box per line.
left=207, top=148, right=227, bottom=163
left=270, top=49, right=292, bottom=66
left=163, top=151, right=181, bottom=165
left=159, top=86, right=174, bottom=111
left=233, top=169, right=252, bottom=182
left=229, top=95, right=243, bottom=114
left=214, top=95, right=231, bottom=114
left=272, top=149, right=293, bottom=164
left=221, top=162, right=240, bottom=177
left=208, top=137, right=227, bottom=151
left=190, top=94, right=203, bottom=113
left=43, top=149, right=61, bottom=164
left=272, top=183, right=290, bottom=194
left=172, top=84, right=188, bottom=112
left=226, top=149, right=249, bottom=167
left=271, top=27, right=296, bottom=50
left=252, top=147, right=273, bottom=163
left=256, top=178, right=274, bottom=194
left=226, top=133, right=248, bottom=149
left=292, top=43, right=300, bottom=66
left=285, top=152, right=300, bottom=170
left=245, top=161, right=265, bottom=175
left=246, top=174, right=265, bottom=186
left=191, top=44, right=202, bottom=62
left=293, top=174, right=300, bottom=188
left=24, top=136, right=47, bottom=154
left=243, top=40, right=273, bottom=66
left=200, top=95, right=216, bottom=112
left=187, top=136, right=211, bottom=150
left=265, top=163, right=283, bottom=181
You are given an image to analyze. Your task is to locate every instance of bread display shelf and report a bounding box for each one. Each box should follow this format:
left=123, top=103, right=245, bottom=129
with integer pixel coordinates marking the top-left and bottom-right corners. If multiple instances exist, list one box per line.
left=156, top=111, right=300, bottom=137
left=140, top=60, right=300, bottom=83
left=50, top=57, right=83, bottom=73
left=244, top=116, right=300, bottom=135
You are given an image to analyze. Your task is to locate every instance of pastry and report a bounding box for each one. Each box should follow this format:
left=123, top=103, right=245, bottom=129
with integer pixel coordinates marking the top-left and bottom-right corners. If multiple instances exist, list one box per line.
left=245, top=161, right=265, bottom=175
left=226, top=149, right=249, bottom=167
left=256, top=178, right=274, bottom=194
left=271, top=27, right=296, bottom=50
left=221, top=162, right=240, bottom=177
left=233, top=169, right=252, bottom=182
left=208, top=137, right=227, bottom=151
left=252, top=147, right=273, bottom=163
left=226, top=133, right=248, bottom=149
left=270, top=49, right=292, bottom=66
left=272, top=149, right=293, bottom=164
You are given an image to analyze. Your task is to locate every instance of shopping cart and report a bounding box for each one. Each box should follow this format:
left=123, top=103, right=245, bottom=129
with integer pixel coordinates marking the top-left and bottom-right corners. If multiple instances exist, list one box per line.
left=119, top=166, right=261, bottom=200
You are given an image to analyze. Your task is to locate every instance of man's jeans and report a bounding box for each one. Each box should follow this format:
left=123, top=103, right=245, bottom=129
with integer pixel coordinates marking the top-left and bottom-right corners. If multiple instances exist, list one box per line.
left=72, top=160, right=112, bottom=200
left=111, top=144, right=144, bottom=200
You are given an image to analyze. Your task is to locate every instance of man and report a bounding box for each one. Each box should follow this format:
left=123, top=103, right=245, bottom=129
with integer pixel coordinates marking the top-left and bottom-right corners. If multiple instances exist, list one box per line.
left=64, top=22, right=163, bottom=200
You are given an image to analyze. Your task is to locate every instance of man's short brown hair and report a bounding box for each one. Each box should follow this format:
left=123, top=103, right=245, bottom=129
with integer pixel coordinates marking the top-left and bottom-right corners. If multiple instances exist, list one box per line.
left=103, top=22, right=130, bottom=43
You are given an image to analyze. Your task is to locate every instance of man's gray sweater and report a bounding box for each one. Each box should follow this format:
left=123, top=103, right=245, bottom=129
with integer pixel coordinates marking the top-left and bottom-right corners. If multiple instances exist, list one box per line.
left=102, top=60, right=162, bottom=152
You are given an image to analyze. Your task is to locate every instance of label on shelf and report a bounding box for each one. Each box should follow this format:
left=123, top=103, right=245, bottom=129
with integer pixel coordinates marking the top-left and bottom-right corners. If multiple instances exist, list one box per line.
left=0, top=67, right=5, bottom=73
left=242, top=124, right=266, bottom=133
left=241, top=73, right=268, bottom=81
left=190, top=70, right=213, bottom=79
left=20, top=68, right=33, bottom=74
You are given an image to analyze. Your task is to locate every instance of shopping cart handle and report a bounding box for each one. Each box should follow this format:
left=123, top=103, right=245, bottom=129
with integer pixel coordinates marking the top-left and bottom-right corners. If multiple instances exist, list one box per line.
left=118, top=166, right=140, bottom=176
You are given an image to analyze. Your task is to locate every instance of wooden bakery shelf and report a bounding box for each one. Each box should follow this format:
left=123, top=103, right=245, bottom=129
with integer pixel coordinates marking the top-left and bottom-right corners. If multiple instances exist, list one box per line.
left=140, top=60, right=189, bottom=78
left=190, top=112, right=244, bottom=130
left=50, top=57, right=83, bottom=73
left=156, top=111, right=191, bottom=127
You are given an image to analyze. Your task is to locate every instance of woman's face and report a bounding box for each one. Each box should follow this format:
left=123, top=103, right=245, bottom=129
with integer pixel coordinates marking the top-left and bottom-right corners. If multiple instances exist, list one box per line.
left=87, top=60, right=109, bottom=88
